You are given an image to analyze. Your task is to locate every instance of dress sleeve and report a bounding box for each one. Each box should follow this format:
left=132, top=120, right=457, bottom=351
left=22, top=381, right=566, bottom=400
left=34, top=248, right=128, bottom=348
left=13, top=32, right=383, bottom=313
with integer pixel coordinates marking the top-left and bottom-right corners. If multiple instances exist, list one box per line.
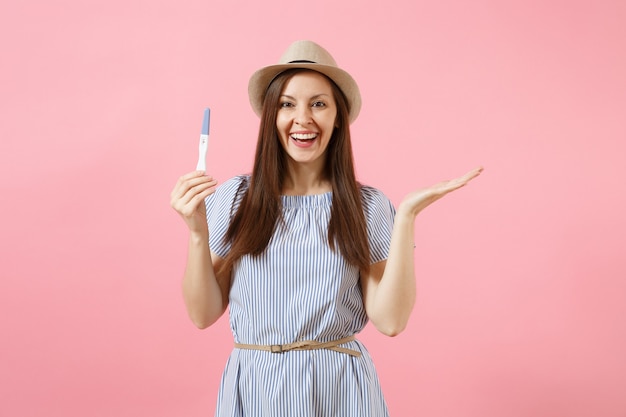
left=361, top=186, right=396, bottom=264
left=205, top=175, right=249, bottom=258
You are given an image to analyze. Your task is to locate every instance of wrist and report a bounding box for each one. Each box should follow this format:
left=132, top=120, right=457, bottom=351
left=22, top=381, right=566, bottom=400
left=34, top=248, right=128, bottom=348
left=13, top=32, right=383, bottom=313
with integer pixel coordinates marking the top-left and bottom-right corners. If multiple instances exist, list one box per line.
left=396, top=202, right=419, bottom=221
left=189, top=230, right=209, bottom=246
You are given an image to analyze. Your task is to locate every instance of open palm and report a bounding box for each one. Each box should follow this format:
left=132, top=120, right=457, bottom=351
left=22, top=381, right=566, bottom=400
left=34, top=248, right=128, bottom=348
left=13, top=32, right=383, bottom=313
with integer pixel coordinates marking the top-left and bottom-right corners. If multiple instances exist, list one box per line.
left=399, top=167, right=483, bottom=216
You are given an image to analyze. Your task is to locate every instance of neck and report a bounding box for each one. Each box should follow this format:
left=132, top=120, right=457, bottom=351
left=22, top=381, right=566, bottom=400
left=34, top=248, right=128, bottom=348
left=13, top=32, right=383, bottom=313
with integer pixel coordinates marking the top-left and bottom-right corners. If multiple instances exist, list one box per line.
left=282, top=162, right=331, bottom=196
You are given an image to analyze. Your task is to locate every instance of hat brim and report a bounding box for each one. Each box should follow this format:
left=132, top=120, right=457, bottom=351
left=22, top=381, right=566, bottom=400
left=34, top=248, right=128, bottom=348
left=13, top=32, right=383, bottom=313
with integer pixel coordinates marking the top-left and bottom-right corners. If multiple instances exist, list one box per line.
left=248, top=63, right=362, bottom=124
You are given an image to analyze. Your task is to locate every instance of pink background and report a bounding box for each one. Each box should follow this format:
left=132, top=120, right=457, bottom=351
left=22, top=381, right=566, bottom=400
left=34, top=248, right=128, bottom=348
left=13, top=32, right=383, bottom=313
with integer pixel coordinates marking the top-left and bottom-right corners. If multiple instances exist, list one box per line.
left=2, top=0, right=625, bottom=416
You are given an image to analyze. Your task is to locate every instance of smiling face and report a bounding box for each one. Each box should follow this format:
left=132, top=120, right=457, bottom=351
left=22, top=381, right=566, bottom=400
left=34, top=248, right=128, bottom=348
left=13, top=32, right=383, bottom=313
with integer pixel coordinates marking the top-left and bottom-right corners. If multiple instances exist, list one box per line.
left=275, top=70, right=338, bottom=172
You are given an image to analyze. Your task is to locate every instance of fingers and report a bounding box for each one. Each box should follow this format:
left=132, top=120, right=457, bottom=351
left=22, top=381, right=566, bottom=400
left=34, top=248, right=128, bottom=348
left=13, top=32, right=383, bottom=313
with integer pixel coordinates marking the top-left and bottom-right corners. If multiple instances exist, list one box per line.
left=439, top=166, right=484, bottom=192
left=398, top=166, right=483, bottom=217
left=172, top=171, right=209, bottom=198
left=171, top=171, right=215, bottom=200
left=458, top=166, right=483, bottom=183
left=170, top=171, right=218, bottom=216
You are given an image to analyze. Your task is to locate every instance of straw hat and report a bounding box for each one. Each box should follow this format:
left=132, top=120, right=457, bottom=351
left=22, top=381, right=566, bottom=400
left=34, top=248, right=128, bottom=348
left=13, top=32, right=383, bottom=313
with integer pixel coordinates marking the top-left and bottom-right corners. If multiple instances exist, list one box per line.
left=248, top=40, right=362, bottom=124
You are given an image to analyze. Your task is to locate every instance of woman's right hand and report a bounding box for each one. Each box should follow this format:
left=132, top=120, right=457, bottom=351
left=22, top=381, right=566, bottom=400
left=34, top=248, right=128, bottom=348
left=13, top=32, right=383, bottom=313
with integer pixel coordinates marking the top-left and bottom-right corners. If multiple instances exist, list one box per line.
left=170, top=171, right=218, bottom=235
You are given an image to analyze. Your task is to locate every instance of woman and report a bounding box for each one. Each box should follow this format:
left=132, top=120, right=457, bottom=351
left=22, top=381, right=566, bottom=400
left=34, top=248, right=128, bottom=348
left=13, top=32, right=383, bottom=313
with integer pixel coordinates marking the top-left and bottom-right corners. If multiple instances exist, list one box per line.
left=170, top=40, right=482, bottom=416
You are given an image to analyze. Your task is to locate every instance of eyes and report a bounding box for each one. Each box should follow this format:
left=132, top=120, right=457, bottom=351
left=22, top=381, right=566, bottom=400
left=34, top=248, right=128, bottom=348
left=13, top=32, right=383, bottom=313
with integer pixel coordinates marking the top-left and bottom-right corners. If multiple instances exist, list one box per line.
left=279, top=100, right=327, bottom=109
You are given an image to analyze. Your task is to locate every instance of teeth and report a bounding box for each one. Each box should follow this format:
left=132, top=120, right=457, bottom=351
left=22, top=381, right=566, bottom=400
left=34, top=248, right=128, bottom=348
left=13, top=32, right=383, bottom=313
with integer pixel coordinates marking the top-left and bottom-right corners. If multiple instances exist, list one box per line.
left=291, top=133, right=317, bottom=140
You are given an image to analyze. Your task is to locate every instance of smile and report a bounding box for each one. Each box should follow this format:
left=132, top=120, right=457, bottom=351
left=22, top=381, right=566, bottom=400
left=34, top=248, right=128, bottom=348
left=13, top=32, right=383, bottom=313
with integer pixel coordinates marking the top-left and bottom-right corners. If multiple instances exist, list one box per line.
left=290, top=132, right=318, bottom=142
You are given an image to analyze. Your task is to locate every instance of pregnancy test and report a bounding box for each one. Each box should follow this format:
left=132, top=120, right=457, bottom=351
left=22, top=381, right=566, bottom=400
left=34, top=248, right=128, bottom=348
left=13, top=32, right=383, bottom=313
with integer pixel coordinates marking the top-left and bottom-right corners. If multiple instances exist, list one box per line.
left=196, top=107, right=211, bottom=171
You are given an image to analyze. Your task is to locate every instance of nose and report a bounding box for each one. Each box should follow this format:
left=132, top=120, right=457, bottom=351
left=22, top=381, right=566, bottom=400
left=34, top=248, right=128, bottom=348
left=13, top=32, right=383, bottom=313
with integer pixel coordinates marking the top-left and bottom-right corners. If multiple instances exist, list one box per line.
left=294, top=105, right=312, bottom=125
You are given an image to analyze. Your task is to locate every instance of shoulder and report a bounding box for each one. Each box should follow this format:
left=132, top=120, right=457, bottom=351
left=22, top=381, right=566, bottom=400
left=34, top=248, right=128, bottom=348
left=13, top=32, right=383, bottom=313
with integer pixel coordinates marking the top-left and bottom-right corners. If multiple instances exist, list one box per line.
left=359, top=184, right=396, bottom=226
left=211, top=175, right=250, bottom=200
left=206, top=175, right=249, bottom=213
left=359, top=185, right=395, bottom=259
left=360, top=184, right=394, bottom=210
left=206, top=176, right=250, bottom=256
left=218, top=175, right=250, bottom=193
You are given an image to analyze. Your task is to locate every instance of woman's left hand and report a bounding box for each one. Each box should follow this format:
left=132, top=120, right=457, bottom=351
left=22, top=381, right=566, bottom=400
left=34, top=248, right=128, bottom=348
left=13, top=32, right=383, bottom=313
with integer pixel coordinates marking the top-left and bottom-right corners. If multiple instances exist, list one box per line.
left=398, top=166, right=483, bottom=217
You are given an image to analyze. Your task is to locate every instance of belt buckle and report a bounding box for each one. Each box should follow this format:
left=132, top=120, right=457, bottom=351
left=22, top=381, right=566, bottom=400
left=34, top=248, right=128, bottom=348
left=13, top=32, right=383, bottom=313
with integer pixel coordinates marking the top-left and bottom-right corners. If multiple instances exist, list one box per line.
left=270, top=344, right=283, bottom=353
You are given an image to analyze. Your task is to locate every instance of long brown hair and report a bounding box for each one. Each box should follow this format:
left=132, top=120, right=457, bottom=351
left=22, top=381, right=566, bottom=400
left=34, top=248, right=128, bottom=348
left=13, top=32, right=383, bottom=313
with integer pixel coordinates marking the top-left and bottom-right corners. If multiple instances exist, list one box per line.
left=219, top=69, right=370, bottom=275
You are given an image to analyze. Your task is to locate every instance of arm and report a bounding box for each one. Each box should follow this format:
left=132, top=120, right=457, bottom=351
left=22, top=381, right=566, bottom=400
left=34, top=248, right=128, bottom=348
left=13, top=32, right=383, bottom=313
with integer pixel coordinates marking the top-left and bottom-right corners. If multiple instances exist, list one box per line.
left=181, top=236, right=231, bottom=329
left=361, top=167, right=483, bottom=336
left=170, top=171, right=231, bottom=329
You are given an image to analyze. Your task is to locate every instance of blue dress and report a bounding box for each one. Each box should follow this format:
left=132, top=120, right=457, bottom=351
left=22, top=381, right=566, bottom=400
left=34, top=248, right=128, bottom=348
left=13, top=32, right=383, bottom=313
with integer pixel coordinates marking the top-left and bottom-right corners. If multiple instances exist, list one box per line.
left=205, top=176, right=396, bottom=417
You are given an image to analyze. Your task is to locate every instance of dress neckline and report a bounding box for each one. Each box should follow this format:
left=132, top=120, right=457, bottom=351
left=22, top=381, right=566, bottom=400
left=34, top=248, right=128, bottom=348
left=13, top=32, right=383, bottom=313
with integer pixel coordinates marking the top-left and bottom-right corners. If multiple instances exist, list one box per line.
left=281, top=192, right=333, bottom=208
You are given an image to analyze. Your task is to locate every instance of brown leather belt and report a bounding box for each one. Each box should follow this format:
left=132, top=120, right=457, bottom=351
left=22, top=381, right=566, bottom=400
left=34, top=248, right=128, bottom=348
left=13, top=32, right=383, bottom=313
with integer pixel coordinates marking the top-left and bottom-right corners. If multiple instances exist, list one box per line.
left=234, top=335, right=361, bottom=357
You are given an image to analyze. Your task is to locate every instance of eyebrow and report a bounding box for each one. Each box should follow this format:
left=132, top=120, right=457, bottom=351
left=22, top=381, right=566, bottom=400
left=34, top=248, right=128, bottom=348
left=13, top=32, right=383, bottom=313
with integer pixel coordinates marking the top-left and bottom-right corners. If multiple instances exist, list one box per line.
left=280, top=94, right=331, bottom=100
